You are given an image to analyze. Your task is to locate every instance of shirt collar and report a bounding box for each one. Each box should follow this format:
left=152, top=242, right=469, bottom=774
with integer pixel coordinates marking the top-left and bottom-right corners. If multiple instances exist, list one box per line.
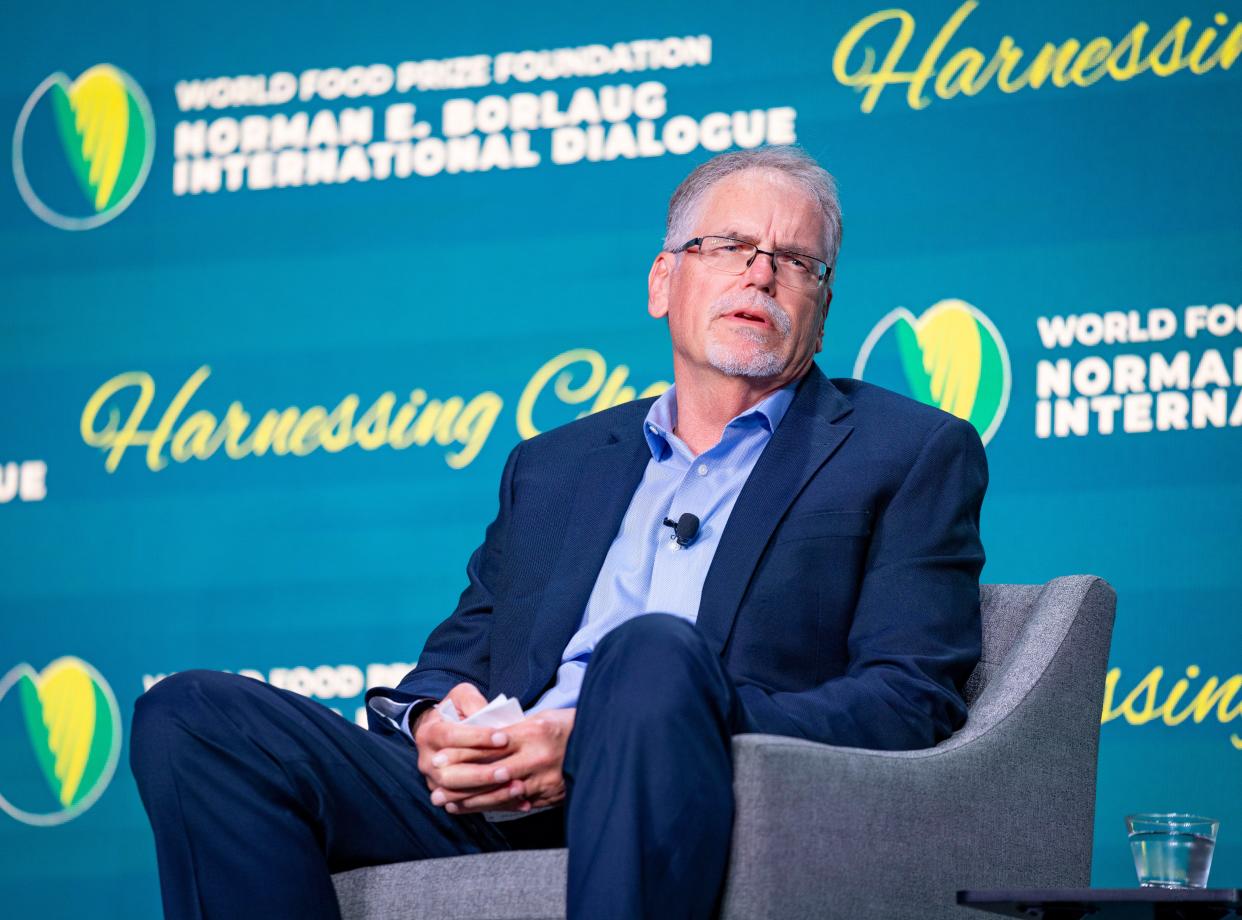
left=642, top=380, right=798, bottom=460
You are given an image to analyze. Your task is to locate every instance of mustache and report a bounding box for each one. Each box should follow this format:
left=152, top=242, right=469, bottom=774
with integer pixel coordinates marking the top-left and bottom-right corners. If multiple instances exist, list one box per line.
left=709, top=291, right=793, bottom=335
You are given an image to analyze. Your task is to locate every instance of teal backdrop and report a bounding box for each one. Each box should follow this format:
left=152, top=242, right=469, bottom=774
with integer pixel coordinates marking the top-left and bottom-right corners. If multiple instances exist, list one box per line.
left=2, top=1, right=1240, bottom=915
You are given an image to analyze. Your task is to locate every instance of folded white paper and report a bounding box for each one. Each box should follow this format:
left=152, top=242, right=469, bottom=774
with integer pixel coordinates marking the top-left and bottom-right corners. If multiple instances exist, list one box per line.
left=435, top=693, right=524, bottom=728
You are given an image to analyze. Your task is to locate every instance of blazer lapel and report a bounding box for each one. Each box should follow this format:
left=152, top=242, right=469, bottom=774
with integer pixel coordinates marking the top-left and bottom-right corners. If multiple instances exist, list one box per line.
left=520, top=424, right=652, bottom=705
left=696, top=367, right=856, bottom=656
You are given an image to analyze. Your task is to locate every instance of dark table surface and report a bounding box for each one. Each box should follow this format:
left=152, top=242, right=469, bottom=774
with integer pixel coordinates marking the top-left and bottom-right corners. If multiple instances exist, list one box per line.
left=957, top=888, right=1242, bottom=919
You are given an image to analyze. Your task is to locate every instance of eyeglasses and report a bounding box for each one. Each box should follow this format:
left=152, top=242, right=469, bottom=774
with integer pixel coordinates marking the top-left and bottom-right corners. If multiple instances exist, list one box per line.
left=673, top=236, right=829, bottom=293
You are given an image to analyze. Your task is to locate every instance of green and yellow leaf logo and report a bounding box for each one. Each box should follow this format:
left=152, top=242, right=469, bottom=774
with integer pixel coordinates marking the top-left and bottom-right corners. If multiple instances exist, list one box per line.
left=12, top=64, right=154, bottom=230
left=853, top=299, right=1011, bottom=444
left=0, top=657, right=121, bottom=826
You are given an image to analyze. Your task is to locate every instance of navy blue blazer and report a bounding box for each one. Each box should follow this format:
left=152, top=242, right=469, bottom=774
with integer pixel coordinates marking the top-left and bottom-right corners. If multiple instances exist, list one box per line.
left=368, top=366, right=988, bottom=751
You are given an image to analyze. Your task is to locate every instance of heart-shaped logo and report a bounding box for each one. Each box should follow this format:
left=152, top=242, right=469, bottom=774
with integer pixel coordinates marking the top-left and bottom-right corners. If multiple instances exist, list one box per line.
left=52, top=66, right=134, bottom=213
left=853, top=299, right=1011, bottom=445
left=0, top=657, right=121, bottom=826
left=12, top=63, right=154, bottom=231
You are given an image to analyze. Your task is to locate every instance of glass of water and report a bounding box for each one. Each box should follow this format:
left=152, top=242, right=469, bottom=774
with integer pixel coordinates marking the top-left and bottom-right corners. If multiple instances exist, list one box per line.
left=1126, top=813, right=1219, bottom=888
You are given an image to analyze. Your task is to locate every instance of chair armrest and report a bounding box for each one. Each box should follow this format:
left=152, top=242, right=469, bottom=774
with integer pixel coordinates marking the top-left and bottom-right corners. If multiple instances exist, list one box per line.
left=723, top=732, right=1090, bottom=919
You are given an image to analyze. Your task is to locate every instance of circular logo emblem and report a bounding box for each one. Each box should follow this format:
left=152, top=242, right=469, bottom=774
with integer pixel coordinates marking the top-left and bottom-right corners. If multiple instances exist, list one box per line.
left=12, top=64, right=154, bottom=230
left=854, top=299, right=1011, bottom=445
left=0, top=657, right=122, bottom=826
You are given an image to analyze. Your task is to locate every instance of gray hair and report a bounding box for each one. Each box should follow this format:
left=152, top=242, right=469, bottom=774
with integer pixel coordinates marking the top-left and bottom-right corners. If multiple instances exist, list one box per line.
left=662, top=146, right=843, bottom=289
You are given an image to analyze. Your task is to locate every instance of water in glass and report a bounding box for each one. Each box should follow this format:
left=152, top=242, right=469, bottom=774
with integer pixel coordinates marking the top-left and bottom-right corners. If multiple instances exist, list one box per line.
left=1129, top=830, right=1215, bottom=888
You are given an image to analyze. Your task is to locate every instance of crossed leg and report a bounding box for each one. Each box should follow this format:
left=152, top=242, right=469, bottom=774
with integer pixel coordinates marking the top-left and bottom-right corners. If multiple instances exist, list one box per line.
left=565, top=613, right=753, bottom=920
left=130, top=669, right=520, bottom=919
left=132, top=613, right=750, bottom=920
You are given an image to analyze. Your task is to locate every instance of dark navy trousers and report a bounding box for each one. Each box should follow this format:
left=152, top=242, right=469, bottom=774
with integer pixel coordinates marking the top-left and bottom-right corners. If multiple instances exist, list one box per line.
left=131, top=614, right=755, bottom=919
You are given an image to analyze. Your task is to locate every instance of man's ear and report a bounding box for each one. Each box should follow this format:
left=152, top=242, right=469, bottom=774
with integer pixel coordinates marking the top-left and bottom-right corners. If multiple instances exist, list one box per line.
left=814, top=288, right=833, bottom=354
left=648, top=252, right=674, bottom=319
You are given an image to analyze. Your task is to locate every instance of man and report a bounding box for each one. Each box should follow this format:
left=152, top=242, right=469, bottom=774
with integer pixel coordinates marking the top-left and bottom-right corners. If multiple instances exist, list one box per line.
left=131, top=145, right=987, bottom=920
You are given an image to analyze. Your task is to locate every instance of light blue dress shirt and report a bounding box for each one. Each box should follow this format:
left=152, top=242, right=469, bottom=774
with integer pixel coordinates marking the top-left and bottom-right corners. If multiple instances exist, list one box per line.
left=526, top=381, right=795, bottom=714
left=368, top=382, right=795, bottom=734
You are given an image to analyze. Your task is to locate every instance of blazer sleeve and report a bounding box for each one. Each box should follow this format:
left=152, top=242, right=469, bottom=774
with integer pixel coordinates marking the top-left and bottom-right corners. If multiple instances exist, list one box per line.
left=736, top=415, right=988, bottom=750
left=363, top=439, right=522, bottom=734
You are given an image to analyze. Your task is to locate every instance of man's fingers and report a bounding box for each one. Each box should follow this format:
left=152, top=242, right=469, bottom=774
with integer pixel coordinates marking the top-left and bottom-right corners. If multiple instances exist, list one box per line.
left=427, top=721, right=509, bottom=751
left=420, top=743, right=513, bottom=792
left=427, top=745, right=508, bottom=770
left=447, top=781, right=528, bottom=815
left=446, top=683, right=488, bottom=719
left=435, top=758, right=525, bottom=792
left=429, top=782, right=507, bottom=807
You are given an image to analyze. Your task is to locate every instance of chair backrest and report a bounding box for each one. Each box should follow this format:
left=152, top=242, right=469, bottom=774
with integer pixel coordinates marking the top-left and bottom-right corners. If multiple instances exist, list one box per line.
left=948, top=575, right=1116, bottom=752
left=963, top=583, right=1044, bottom=707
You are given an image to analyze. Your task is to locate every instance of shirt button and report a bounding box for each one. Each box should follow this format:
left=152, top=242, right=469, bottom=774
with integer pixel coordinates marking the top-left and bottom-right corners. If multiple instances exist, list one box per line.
left=697, top=464, right=709, bottom=477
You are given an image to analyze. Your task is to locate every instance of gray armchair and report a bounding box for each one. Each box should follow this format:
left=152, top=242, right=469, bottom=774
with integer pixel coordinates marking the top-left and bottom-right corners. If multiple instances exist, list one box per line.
left=333, top=575, right=1117, bottom=919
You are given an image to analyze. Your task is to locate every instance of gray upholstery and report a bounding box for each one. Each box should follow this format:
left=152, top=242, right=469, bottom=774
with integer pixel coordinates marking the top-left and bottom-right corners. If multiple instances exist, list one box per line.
left=332, top=575, right=1116, bottom=919
left=333, top=851, right=568, bottom=920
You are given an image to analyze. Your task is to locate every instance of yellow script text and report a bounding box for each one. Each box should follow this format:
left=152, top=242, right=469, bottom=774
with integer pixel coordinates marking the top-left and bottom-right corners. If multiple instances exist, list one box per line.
left=80, top=366, right=503, bottom=471
left=517, top=347, right=669, bottom=439
left=1103, top=664, right=1242, bottom=751
left=833, top=2, right=1242, bottom=113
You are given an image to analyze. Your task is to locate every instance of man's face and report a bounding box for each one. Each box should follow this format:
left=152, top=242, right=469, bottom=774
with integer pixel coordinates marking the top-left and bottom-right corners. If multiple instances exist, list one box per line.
left=648, top=169, right=832, bottom=387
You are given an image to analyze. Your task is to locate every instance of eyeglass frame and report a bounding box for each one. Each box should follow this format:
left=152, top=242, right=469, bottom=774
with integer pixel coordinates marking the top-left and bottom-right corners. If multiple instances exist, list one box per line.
left=671, top=235, right=831, bottom=290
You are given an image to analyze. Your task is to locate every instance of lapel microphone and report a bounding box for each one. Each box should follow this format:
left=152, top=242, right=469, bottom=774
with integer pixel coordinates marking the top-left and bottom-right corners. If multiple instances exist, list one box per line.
left=663, top=513, right=701, bottom=550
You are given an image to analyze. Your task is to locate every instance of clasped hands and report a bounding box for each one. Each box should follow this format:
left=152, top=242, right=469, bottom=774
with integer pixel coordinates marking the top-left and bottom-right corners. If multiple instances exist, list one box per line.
left=414, top=682, right=574, bottom=816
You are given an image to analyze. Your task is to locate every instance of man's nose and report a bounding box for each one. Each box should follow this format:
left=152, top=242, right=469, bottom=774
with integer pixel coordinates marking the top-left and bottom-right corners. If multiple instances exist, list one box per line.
left=742, top=248, right=778, bottom=294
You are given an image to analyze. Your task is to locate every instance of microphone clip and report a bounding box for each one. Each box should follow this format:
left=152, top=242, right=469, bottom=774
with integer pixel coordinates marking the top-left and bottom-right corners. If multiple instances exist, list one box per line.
left=663, top=512, right=701, bottom=551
